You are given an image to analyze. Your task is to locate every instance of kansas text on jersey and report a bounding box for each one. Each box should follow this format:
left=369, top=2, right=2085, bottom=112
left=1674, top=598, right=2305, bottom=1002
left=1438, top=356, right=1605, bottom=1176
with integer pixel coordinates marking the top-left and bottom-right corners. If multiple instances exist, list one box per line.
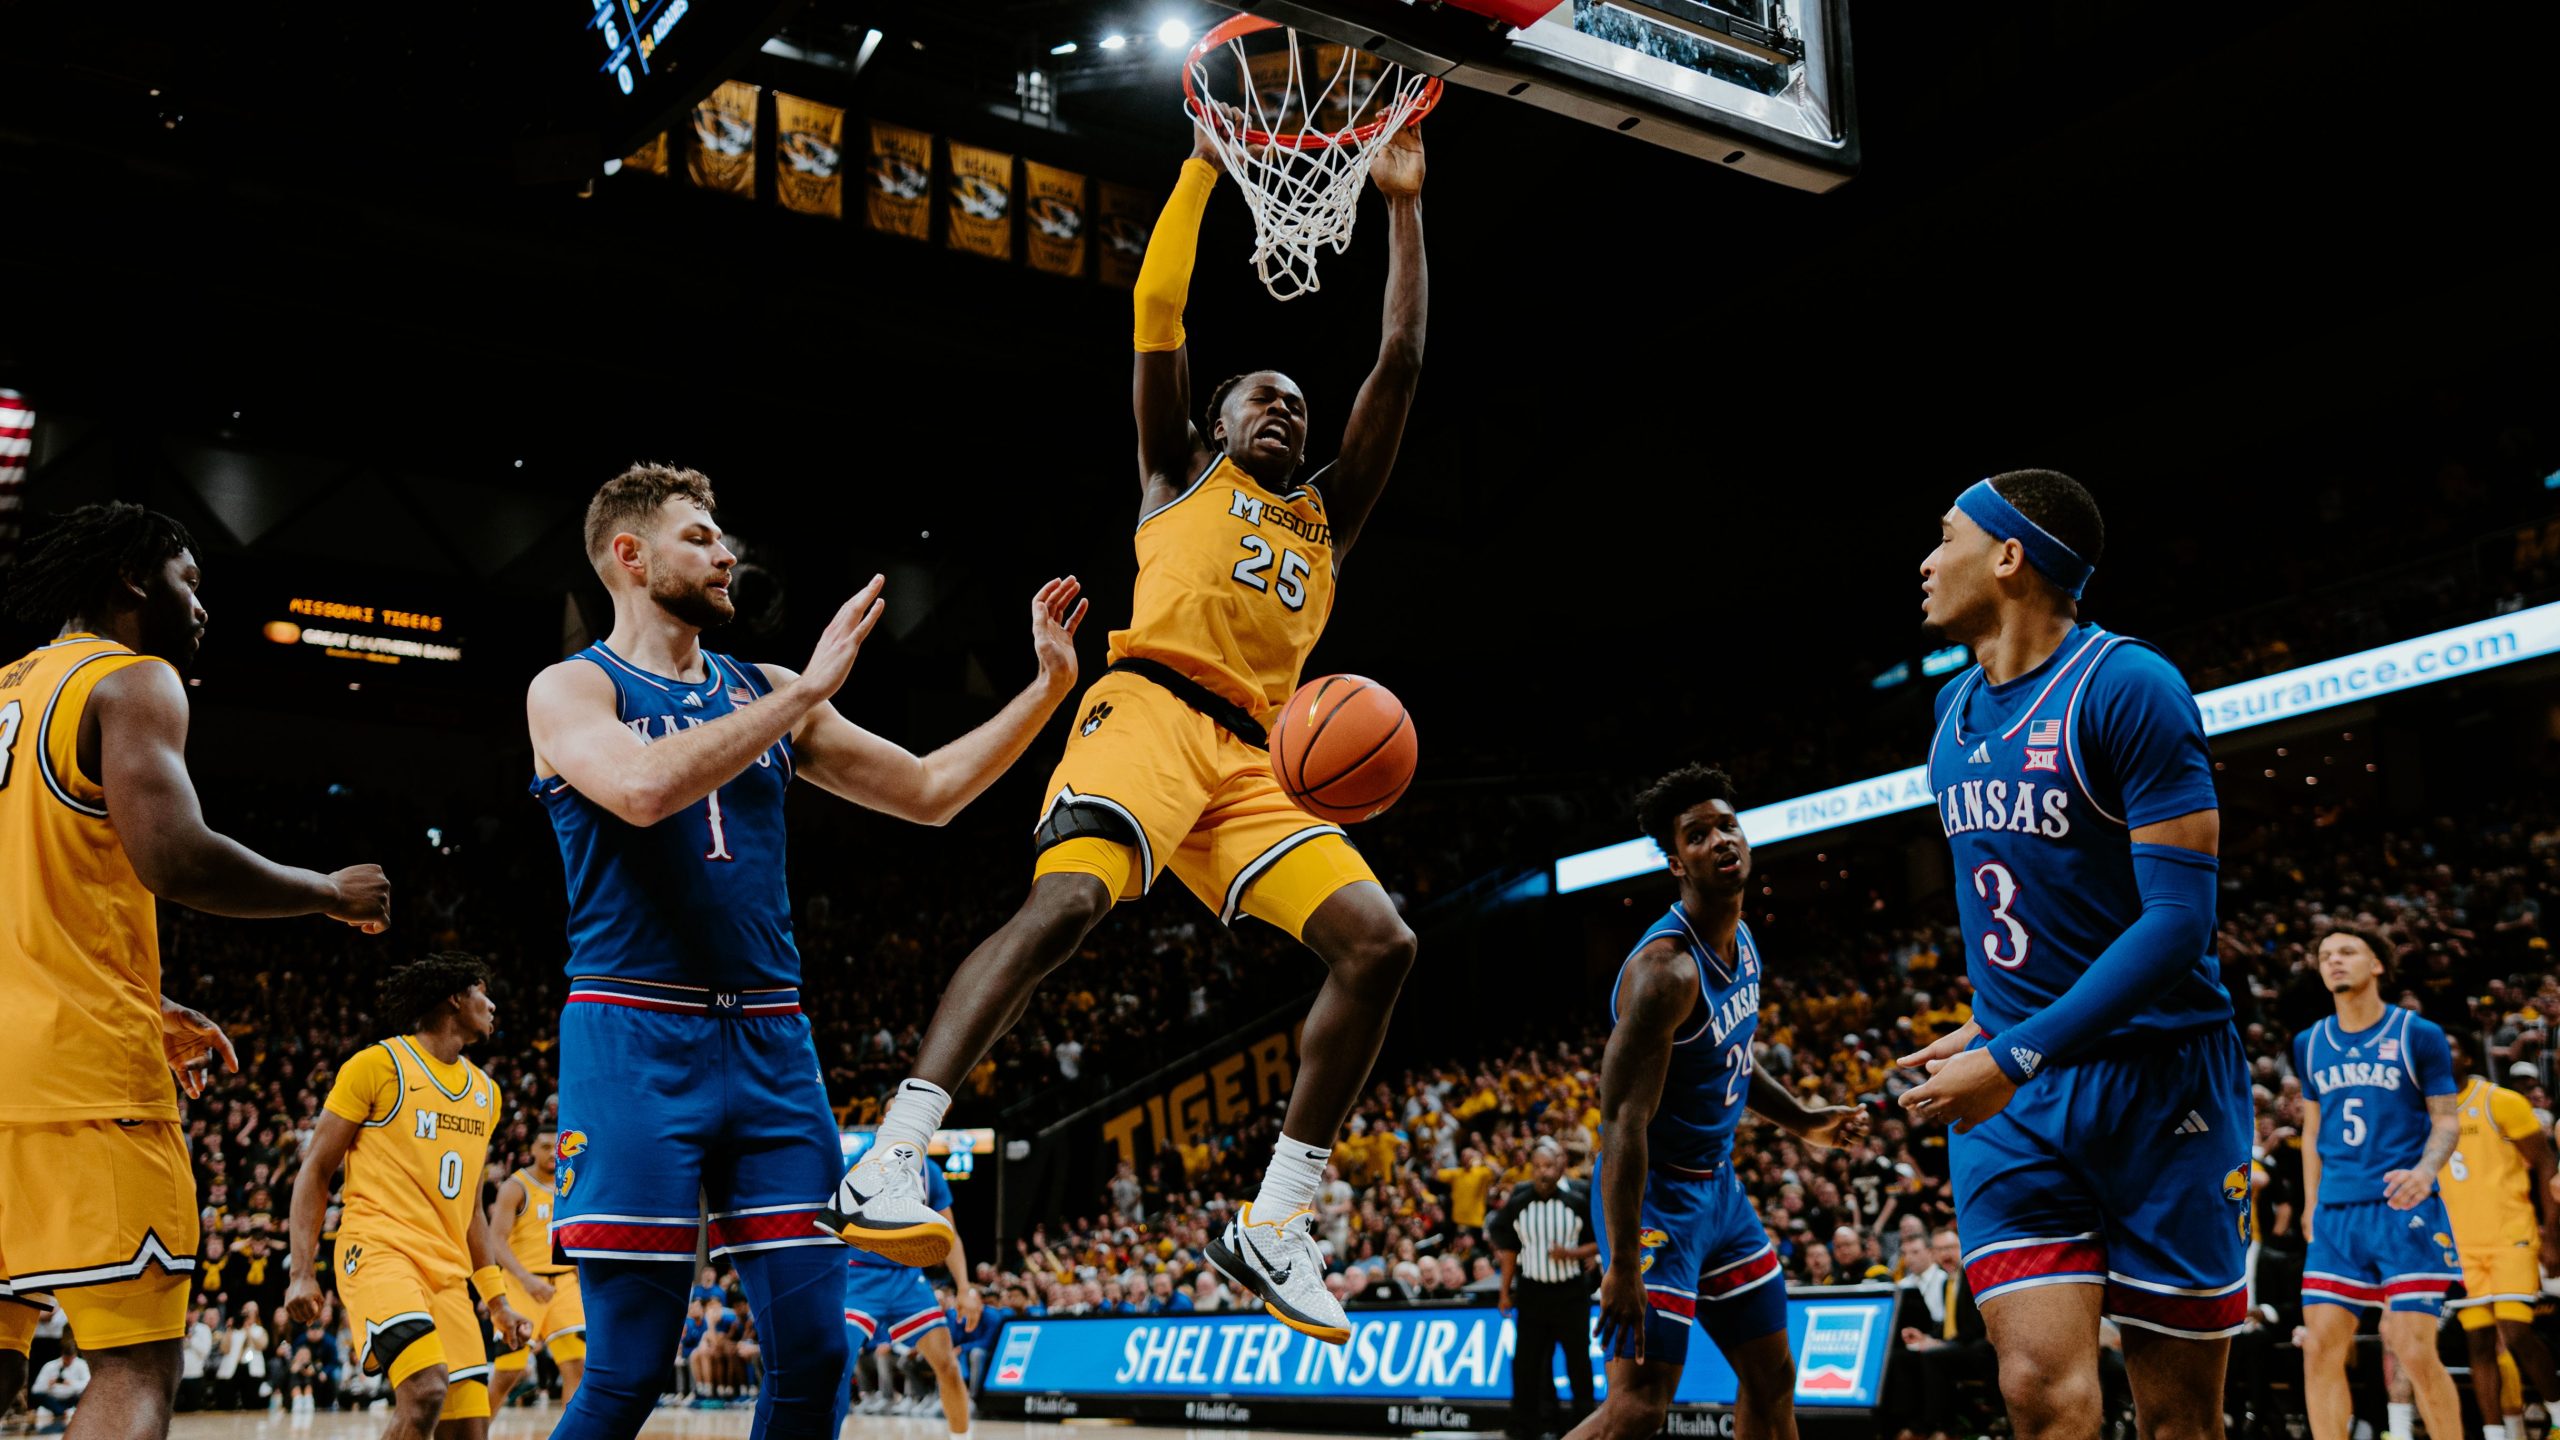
left=536, top=645, right=799, bottom=991
left=1614, top=906, right=1762, bottom=1174
left=2294, top=1007, right=2455, bottom=1205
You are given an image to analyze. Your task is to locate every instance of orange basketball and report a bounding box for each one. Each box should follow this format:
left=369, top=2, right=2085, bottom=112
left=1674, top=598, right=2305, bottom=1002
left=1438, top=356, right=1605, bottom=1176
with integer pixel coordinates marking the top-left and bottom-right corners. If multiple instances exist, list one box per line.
left=1271, top=674, right=1417, bottom=825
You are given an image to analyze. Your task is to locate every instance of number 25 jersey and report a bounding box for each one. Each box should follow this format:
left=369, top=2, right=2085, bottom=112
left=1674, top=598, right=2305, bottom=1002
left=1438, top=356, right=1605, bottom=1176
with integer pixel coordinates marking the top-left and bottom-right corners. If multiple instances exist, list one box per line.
left=1112, top=454, right=1336, bottom=734
left=1926, top=625, right=2229, bottom=1063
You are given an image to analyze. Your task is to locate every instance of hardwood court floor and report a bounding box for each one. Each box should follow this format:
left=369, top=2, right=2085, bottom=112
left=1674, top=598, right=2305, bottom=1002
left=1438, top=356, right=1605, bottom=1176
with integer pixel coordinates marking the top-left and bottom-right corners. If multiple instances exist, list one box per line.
left=159, top=1404, right=1337, bottom=1440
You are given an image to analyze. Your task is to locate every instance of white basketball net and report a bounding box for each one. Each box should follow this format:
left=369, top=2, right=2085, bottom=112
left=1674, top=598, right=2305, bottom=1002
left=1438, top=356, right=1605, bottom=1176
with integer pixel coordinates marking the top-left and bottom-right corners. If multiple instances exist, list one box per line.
left=1186, top=28, right=1435, bottom=301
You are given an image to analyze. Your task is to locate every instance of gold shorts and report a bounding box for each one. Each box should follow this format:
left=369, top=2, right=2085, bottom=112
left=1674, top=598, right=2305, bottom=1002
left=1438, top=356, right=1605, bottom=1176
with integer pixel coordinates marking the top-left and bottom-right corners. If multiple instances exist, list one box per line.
left=1035, top=670, right=1377, bottom=938
left=0, top=1120, right=198, bottom=1349
left=2453, top=1241, right=2542, bottom=1329
left=494, top=1269, right=585, bottom=1366
left=0, top=1297, right=38, bottom=1355
left=334, top=1239, right=489, bottom=1416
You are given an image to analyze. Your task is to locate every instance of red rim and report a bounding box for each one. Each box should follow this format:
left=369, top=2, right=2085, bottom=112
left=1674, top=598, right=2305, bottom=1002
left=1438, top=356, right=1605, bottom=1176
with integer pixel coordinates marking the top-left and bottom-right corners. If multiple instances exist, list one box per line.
left=1181, top=12, right=1442, bottom=151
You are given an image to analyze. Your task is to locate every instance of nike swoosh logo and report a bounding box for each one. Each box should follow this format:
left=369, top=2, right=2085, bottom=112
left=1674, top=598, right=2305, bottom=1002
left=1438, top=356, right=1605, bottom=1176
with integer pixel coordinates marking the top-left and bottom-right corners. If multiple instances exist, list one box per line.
left=1243, top=1232, right=1290, bottom=1286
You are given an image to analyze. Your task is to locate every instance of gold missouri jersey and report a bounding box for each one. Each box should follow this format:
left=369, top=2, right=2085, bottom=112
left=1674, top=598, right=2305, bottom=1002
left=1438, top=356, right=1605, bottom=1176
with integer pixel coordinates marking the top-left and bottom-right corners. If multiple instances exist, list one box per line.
left=0, top=634, right=175, bottom=1122
left=325, top=1037, right=501, bottom=1281
left=2443, top=1077, right=2543, bottom=1250
left=503, top=1168, right=571, bottom=1276
left=1111, top=455, right=1336, bottom=732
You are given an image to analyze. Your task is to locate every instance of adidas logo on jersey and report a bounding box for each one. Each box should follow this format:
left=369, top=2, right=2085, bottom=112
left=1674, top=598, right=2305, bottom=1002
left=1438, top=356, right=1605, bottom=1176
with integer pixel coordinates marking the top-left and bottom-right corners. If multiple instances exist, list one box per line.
left=2173, top=1110, right=2212, bottom=1136
left=2008, top=1046, right=2041, bottom=1079
left=1967, top=742, right=1992, bottom=765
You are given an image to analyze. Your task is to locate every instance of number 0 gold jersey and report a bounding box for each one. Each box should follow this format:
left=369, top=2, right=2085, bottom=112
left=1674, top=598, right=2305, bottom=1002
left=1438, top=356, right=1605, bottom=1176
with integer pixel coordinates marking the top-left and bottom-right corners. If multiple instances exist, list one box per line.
left=1110, top=455, right=1336, bottom=732
left=0, top=635, right=175, bottom=1122
left=325, top=1037, right=501, bottom=1282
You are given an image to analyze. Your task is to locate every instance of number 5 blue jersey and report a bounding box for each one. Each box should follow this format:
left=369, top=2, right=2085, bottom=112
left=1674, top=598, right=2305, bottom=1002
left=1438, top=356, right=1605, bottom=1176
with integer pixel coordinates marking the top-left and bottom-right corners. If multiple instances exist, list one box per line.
left=535, top=643, right=802, bottom=990
left=1926, top=625, right=2229, bottom=1065
left=2294, top=1007, right=2457, bottom=1205
left=1611, top=906, right=1761, bottom=1174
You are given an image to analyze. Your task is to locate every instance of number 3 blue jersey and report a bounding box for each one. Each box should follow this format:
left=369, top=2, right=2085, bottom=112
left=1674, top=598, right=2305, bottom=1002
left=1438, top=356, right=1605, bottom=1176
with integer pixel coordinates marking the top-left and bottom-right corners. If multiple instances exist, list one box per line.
left=1926, top=625, right=2229, bottom=1065
left=1612, top=906, right=1761, bottom=1173
left=535, top=644, right=802, bottom=990
left=2294, top=1007, right=2456, bottom=1205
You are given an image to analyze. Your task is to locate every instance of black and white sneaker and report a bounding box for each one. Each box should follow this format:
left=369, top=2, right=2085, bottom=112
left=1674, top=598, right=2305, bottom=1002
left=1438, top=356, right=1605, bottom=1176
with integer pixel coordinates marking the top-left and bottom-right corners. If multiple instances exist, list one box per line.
left=1207, top=1203, right=1350, bottom=1344
left=815, top=1140, right=955, bottom=1266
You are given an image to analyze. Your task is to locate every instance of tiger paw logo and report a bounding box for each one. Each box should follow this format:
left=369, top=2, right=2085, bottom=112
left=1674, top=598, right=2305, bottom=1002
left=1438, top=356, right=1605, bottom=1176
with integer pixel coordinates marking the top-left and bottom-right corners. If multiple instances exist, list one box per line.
left=556, top=1130, right=588, bottom=1198
left=1637, top=1227, right=1667, bottom=1274
left=1080, top=701, right=1113, bottom=737
left=340, top=1243, right=362, bottom=1277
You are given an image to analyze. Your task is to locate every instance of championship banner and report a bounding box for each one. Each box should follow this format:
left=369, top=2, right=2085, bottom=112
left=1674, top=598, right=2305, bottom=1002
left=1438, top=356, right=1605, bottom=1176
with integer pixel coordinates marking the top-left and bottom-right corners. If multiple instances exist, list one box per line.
left=1097, top=182, right=1155, bottom=288
left=1024, top=162, right=1089, bottom=277
left=0, top=389, right=30, bottom=564
left=687, top=80, right=759, bottom=197
left=865, top=121, right=932, bottom=240
left=946, top=142, right=1015, bottom=260
left=774, top=93, right=846, bottom=218
left=623, top=132, right=668, bottom=176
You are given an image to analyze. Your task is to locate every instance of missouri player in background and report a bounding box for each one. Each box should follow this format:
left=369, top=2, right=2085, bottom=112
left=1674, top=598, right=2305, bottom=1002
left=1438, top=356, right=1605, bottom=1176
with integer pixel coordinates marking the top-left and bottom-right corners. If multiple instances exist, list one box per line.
left=830, top=101, right=1427, bottom=1349
left=2439, top=1030, right=2560, bottom=1440
left=0, top=502, right=390, bottom=1440
left=284, top=954, right=532, bottom=1440
left=485, top=1130, right=585, bottom=1406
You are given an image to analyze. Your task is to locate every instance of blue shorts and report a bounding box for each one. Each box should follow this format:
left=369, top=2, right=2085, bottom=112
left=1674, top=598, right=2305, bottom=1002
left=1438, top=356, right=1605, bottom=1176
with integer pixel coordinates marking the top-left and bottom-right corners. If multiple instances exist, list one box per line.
left=1589, top=1152, right=1785, bottom=1366
left=2303, top=1198, right=2461, bottom=1314
left=1951, top=1022, right=2253, bottom=1339
left=844, top=1261, right=948, bottom=1347
left=552, top=979, right=841, bottom=1263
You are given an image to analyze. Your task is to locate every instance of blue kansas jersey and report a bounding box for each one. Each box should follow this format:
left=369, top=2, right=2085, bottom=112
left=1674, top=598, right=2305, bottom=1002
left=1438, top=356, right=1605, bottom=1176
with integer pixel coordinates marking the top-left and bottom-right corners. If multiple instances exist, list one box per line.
left=2295, top=1007, right=2456, bottom=1204
left=536, top=643, right=801, bottom=990
left=1926, top=625, right=2228, bottom=1058
left=1613, top=905, right=1761, bottom=1173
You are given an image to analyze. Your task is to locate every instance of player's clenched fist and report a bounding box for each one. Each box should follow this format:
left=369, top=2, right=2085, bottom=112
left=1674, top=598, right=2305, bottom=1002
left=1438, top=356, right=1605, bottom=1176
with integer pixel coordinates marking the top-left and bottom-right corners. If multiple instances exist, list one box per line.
left=327, top=863, right=391, bottom=934
left=283, top=1272, right=327, bottom=1327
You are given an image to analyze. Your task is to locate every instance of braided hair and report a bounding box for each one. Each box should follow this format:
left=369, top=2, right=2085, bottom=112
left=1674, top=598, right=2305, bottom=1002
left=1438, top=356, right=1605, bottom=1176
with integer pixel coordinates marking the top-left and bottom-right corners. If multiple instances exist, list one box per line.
left=378, top=951, right=491, bottom=1035
left=3, top=502, right=195, bottom=628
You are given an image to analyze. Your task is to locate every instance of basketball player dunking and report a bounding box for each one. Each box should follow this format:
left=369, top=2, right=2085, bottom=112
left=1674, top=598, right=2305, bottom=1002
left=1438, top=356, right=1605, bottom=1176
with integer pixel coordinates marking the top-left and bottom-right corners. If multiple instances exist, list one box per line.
left=826, top=106, right=1428, bottom=1345
left=1900, top=471, right=2248, bottom=1440
left=526, top=465, right=1086, bottom=1440
left=0, top=503, right=390, bottom=1440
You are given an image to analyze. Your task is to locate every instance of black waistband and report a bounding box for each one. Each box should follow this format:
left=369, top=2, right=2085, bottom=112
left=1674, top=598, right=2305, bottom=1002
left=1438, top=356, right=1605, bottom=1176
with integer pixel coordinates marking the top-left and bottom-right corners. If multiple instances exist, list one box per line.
left=1108, top=658, right=1268, bottom=749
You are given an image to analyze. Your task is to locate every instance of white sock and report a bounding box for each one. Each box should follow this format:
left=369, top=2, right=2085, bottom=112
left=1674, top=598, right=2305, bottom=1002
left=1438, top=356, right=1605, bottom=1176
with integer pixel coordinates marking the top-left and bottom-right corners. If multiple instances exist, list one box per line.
left=2486, top=1426, right=2508, bottom=1440
left=2388, top=1401, right=2415, bottom=1439
left=875, top=1078, right=952, bottom=1158
left=1251, top=1133, right=1331, bottom=1220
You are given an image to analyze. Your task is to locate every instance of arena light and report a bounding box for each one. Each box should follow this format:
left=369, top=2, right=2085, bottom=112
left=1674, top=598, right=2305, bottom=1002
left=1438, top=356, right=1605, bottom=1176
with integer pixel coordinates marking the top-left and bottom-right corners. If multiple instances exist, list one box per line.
left=1099, top=32, right=1128, bottom=50
left=1552, top=598, right=2560, bottom=892
left=1156, top=17, right=1191, bottom=45
left=1050, top=39, right=1079, bottom=54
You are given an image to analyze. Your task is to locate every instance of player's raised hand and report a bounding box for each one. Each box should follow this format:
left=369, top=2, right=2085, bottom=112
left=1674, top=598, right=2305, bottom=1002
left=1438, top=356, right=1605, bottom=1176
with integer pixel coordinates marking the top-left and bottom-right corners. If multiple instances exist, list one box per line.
left=2380, top=1166, right=2436, bottom=1211
left=1029, top=577, right=1089, bottom=693
left=1370, top=124, right=1425, bottom=198
left=160, top=996, right=238, bottom=1099
left=1190, top=99, right=1251, bottom=174
left=802, top=575, right=888, bottom=702
left=283, top=1272, right=327, bottom=1327
left=1592, top=1264, right=1647, bottom=1365
left=326, top=864, right=391, bottom=934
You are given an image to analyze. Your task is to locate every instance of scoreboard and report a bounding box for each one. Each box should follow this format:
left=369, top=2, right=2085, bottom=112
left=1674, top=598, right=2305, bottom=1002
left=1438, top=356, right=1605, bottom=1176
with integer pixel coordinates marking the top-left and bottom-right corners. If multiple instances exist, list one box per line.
left=592, top=0, right=694, bottom=98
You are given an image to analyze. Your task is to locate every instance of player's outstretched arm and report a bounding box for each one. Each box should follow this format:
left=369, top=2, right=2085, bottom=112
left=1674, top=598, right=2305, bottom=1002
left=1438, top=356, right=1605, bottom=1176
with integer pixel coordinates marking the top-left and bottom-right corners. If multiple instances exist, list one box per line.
left=765, top=578, right=1085, bottom=825
left=1132, top=110, right=1238, bottom=495
left=283, top=1112, right=360, bottom=1326
left=1590, top=937, right=1690, bottom=1363
left=1746, top=1062, right=1869, bottom=1151
left=92, top=660, right=390, bottom=930
left=528, top=577, right=884, bottom=827
left=1324, top=127, right=1427, bottom=564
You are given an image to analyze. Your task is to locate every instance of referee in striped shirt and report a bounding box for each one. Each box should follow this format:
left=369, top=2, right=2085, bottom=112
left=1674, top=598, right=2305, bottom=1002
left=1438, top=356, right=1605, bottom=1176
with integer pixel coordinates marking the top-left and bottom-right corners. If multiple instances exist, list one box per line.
left=1492, top=1142, right=1597, bottom=1440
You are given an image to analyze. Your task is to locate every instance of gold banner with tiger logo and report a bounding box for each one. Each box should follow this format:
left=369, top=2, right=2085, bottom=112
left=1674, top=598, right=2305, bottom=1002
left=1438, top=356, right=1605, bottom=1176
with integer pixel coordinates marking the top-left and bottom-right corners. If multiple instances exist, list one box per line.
left=1097, top=182, right=1155, bottom=289
left=774, top=94, right=845, bottom=218
left=687, top=80, right=758, bottom=198
left=623, top=132, right=668, bottom=177
left=946, top=141, right=1014, bottom=261
left=865, top=121, right=932, bottom=240
left=1024, top=161, right=1088, bottom=277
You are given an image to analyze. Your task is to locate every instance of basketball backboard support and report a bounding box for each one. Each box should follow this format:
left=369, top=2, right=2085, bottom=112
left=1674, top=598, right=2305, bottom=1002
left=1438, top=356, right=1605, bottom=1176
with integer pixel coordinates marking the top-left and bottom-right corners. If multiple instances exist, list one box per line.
left=1218, top=0, right=1857, bottom=190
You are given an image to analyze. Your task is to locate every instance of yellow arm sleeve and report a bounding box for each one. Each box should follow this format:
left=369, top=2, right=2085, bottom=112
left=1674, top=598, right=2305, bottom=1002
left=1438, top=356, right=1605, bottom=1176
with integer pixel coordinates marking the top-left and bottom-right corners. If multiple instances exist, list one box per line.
left=1133, top=158, right=1219, bottom=353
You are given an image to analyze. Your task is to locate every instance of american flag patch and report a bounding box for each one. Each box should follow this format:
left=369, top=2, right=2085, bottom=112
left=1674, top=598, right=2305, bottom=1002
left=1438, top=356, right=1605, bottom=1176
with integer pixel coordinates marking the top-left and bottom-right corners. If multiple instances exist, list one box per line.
left=2026, top=719, right=2063, bottom=746
left=727, top=686, right=754, bottom=705
left=2379, top=1040, right=2399, bottom=1061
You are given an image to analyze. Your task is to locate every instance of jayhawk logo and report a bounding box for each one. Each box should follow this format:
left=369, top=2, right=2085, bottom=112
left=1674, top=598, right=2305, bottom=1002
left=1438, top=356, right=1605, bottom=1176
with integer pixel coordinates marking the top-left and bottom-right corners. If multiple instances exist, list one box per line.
left=557, top=1130, right=588, bottom=1198
left=1637, top=1227, right=1667, bottom=1274
left=1081, top=700, right=1113, bottom=737
left=2221, top=1166, right=2249, bottom=1204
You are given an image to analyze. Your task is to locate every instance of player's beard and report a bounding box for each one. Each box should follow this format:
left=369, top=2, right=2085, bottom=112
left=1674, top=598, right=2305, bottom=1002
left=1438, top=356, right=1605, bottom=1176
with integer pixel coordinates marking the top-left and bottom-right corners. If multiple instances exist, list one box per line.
left=651, top=570, right=734, bottom=631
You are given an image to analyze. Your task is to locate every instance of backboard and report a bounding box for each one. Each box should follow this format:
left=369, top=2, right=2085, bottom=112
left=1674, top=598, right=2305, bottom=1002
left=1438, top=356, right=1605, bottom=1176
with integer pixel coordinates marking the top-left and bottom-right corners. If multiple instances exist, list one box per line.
left=1223, top=0, right=1857, bottom=190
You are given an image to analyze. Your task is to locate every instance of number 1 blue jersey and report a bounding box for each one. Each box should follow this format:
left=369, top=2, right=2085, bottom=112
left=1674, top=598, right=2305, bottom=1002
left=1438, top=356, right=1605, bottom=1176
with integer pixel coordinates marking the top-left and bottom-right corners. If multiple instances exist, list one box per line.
left=1926, top=625, right=2229, bottom=1072
left=2294, top=1007, right=2456, bottom=1205
left=535, top=643, right=802, bottom=990
left=1612, top=905, right=1761, bottom=1174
